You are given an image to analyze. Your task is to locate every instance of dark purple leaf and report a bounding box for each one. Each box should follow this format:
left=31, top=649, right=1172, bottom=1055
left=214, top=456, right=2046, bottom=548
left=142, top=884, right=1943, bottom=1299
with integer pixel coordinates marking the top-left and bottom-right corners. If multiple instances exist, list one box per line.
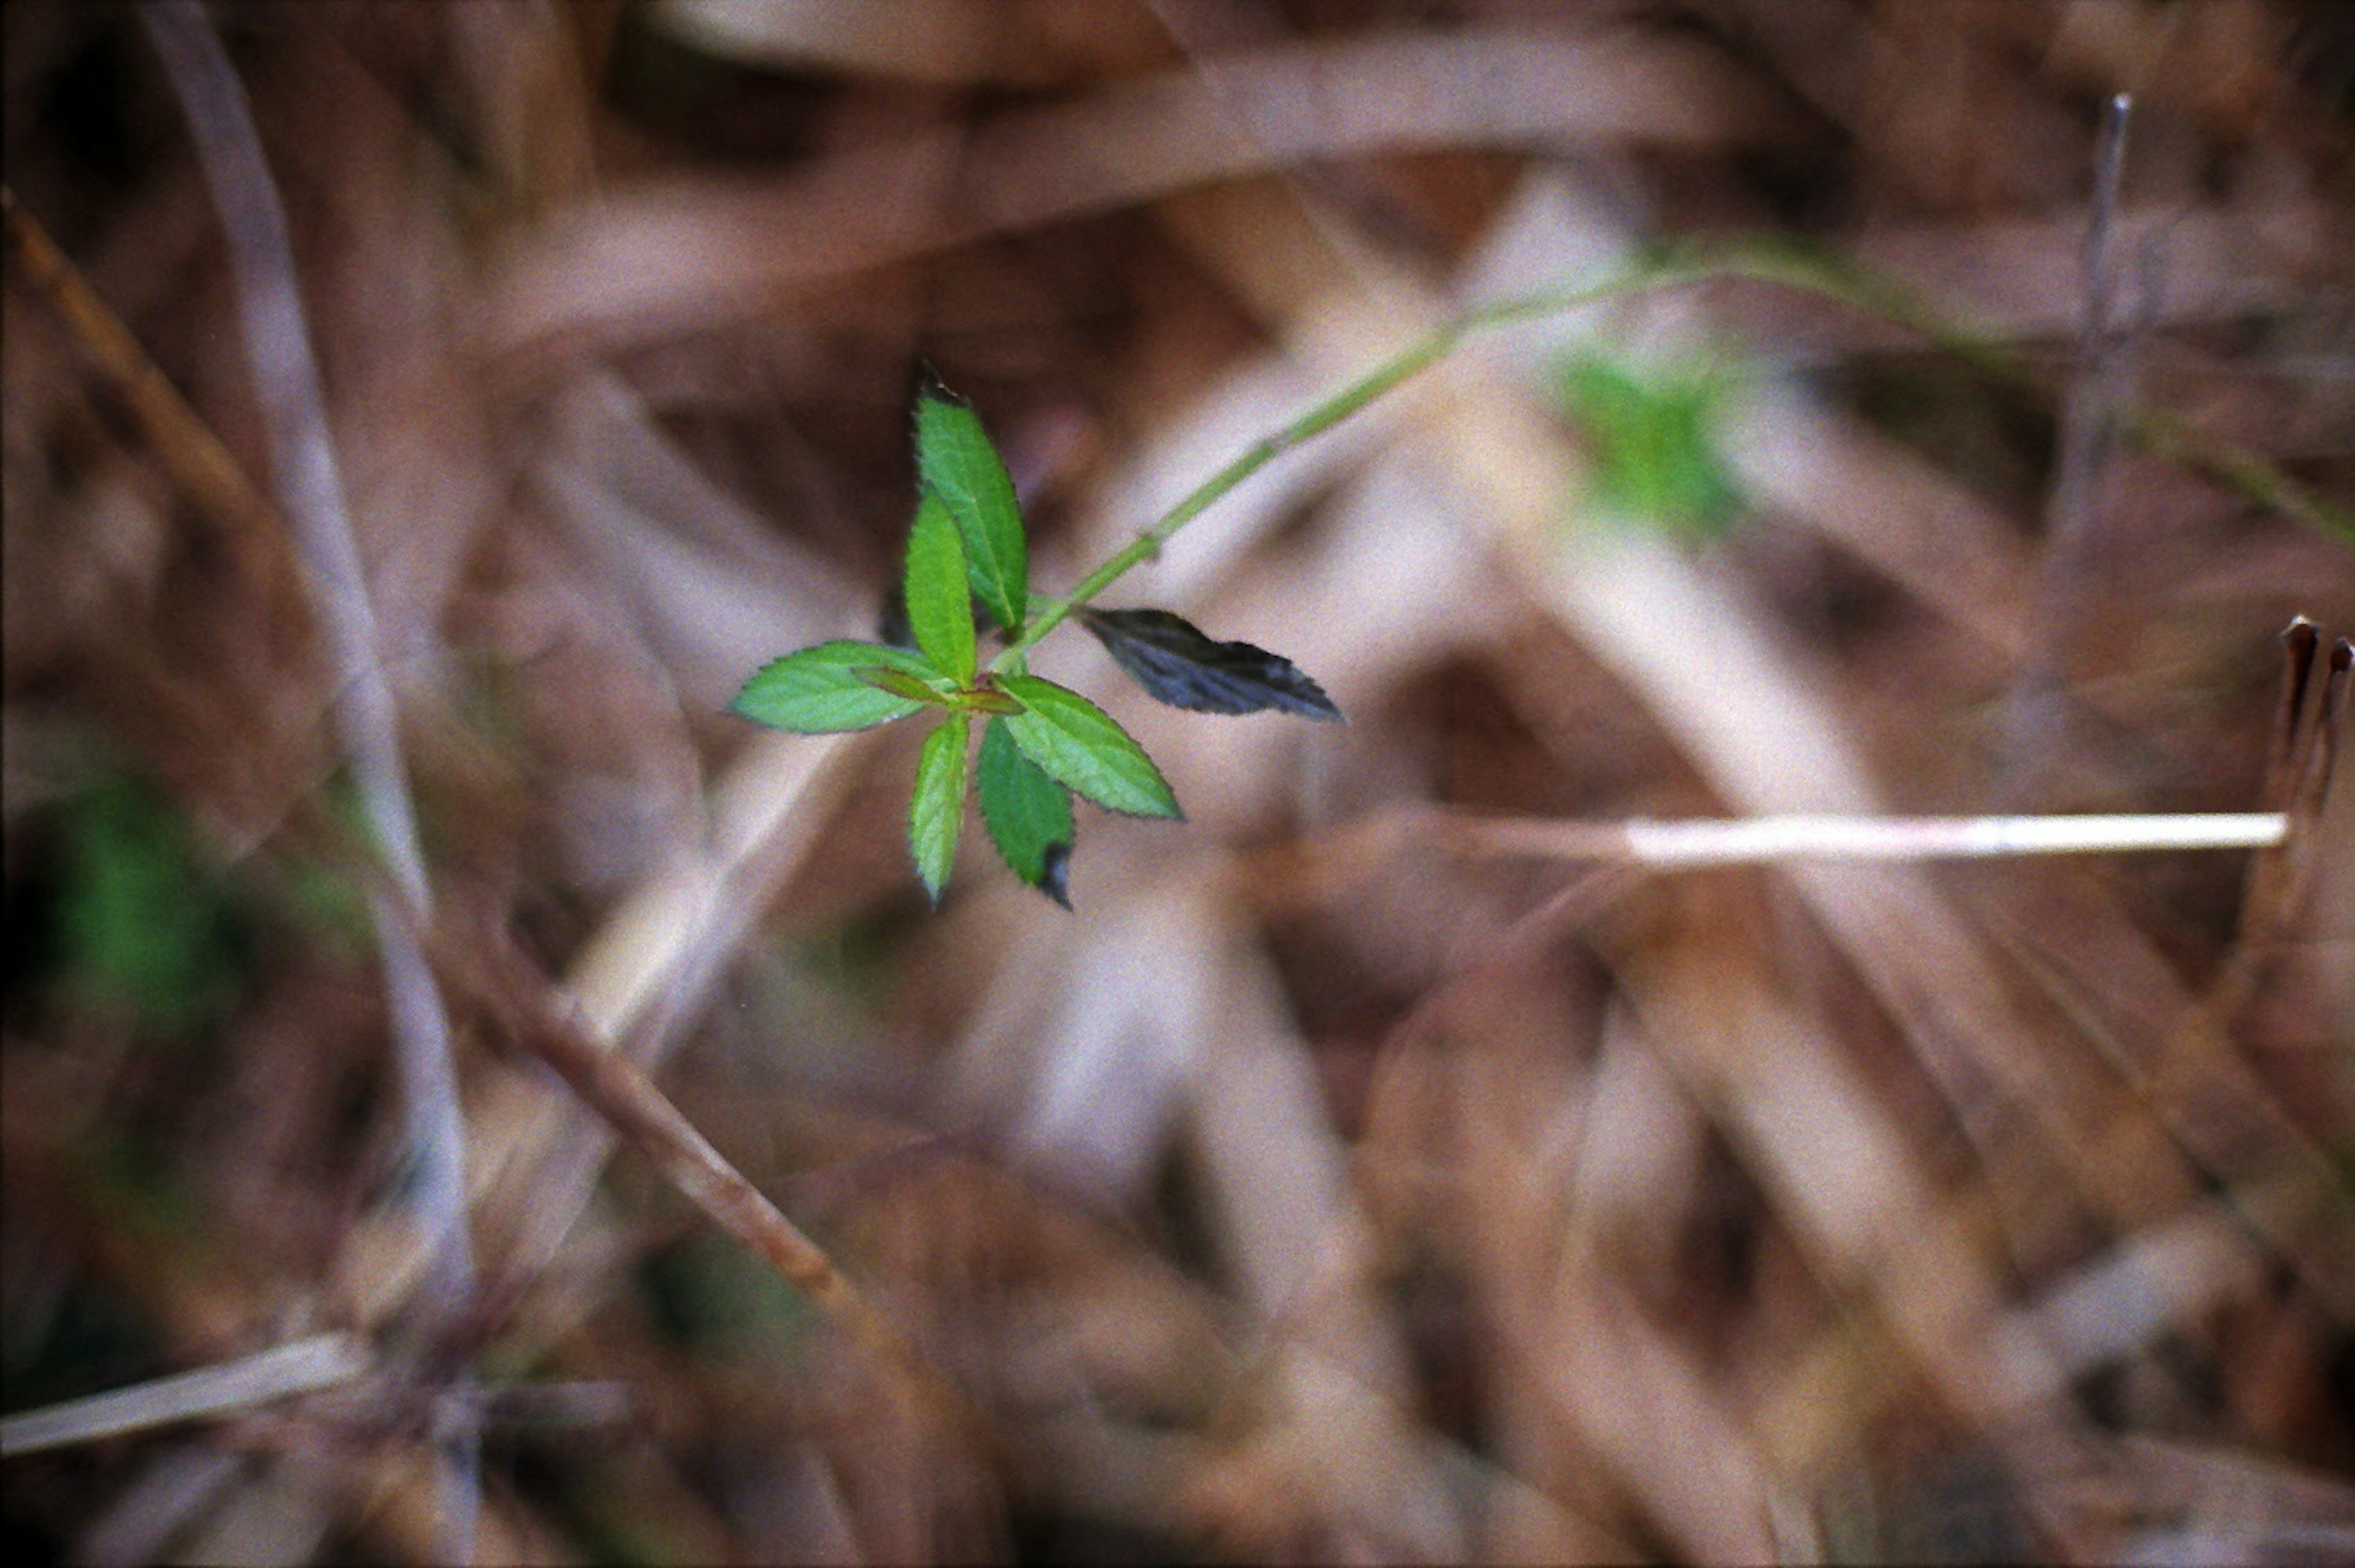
left=1081, top=608, right=1341, bottom=721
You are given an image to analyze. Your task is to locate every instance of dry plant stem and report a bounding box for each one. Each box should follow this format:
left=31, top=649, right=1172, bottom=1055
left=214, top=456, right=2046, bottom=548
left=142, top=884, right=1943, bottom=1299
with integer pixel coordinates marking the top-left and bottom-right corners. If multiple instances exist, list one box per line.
left=2234, top=619, right=2331, bottom=953
left=0, top=1334, right=370, bottom=1459
left=2005, top=92, right=2139, bottom=792
left=481, top=730, right=877, bottom=1306
left=2097, top=632, right=2353, bottom=1316
left=2289, top=640, right=2349, bottom=827
left=138, top=0, right=470, bottom=1307
left=1441, top=810, right=2287, bottom=866
left=2218, top=632, right=2351, bottom=1005
left=2266, top=618, right=2325, bottom=811
left=1970, top=637, right=2355, bottom=1325
left=450, top=927, right=971, bottom=1444
left=139, top=2, right=478, bottom=1553
left=0, top=186, right=305, bottom=617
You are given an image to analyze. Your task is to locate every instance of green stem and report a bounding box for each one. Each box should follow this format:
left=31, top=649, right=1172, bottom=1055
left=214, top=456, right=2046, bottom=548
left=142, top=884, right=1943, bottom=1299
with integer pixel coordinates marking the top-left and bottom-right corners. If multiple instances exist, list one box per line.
left=994, top=245, right=1717, bottom=667
left=991, top=236, right=2346, bottom=673
left=1740, top=243, right=2354, bottom=542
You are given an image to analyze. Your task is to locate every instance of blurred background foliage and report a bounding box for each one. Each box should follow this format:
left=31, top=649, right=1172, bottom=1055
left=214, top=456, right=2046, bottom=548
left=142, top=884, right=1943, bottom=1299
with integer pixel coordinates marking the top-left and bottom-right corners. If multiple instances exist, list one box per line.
left=4, top=1, right=2352, bottom=1562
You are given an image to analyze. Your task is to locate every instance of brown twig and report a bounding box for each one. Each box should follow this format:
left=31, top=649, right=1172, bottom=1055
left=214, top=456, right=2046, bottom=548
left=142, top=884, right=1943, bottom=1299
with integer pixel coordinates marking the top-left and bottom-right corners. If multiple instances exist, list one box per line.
left=432, top=914, right=981, bottom=1447
left=1, top=184, right=307, bottom=623
left=2219, top=621, right=2349, bottom=1006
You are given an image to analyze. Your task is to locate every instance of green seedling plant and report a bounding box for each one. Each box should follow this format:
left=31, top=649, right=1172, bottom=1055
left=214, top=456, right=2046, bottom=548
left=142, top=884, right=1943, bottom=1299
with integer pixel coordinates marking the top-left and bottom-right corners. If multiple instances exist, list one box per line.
left=731, top=375, right=1339, bottom=907
left=732, top=244, right=2353, bottom=909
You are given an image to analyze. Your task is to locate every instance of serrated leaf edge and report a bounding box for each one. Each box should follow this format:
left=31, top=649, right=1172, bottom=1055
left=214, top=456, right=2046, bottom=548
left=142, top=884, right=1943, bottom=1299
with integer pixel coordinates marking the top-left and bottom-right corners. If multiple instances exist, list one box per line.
left=997, top=675, right=1182, bottom=821
left=908, top=716, right=970, bottom=903
left=977, top=717, right=1074, bottom=907
left=903, top=494, right=977, bottom=682
left=729, top=640, right=944, bottom=733
left=1080, top=607, right=1342, bottom=721
left=914, top=381, right=1028, bottom=635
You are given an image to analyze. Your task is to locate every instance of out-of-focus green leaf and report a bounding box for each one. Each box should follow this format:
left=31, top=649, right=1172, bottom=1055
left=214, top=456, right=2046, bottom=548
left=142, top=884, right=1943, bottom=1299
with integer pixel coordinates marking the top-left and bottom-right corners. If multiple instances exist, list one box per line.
left=998, top=675, right=1181, bottom=821
left=908, top=714, right=970, bottom=903
left=57, top=773, right=243, bottom=1027
left=730, top=641, right=944, bottom=733
left=1555, top=348, right=1744, bottom=538
left=914, top=375, right=1027, bottom=635
left=978, top=717, right=1074, bottom=907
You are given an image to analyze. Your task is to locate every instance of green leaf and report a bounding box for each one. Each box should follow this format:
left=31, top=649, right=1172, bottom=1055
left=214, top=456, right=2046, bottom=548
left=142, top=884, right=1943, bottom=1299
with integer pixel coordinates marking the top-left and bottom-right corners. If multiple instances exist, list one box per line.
left=730, top=641, right=943, bottom=733
left=1554, top=348, right=1744, bottom=538
left=58, top=771, right=246, bottom=1027
left=914, top=375, right=1028, bottom=635
left=908, top=714, right=970, bottom=903
left=902, top=493, right=976, bottom=682
left=998, top=675, right=1181, bottom=820
left=1081, top=608, right=1342, bottom=720
left=978, top=717, right=1074, bottom=907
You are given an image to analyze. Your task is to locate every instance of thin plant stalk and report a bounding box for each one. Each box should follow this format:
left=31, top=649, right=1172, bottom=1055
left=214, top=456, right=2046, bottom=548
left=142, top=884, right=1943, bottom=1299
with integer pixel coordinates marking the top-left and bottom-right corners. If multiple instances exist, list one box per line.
left=2005, top=92, right=2143, bottom=794
left=139, top=3, right=478, bottom=1556
left=1442, top=810, right=2287, bottom=867
left=0, top=1335, right=370, bottom=1459
left=997, top=245, right=1740, bottom=664
left=996, top=238, right=2347, bottom=670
